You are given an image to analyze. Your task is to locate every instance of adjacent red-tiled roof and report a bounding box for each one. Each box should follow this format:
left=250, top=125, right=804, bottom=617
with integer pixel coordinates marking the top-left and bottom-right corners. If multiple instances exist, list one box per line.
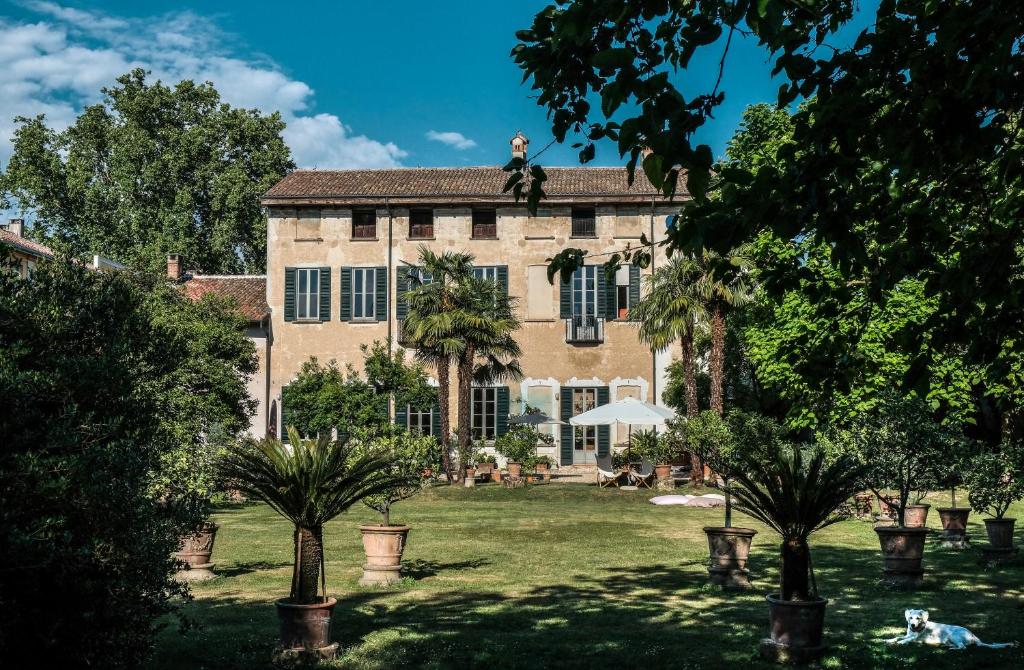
left=0, top=229, right=54, bottom=259
left=262, top=166, right=681, bottom=205
left=182, top=275, right=268, bottom=322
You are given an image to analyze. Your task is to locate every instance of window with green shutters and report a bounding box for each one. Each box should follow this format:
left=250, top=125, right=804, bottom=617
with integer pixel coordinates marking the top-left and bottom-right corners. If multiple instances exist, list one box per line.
left=560, top=385, right=610, bottom=463
left=472, top=265, right=509, bottom=297
left=284, top=267, right=330, bottom=322
left=396, top=265, right=431, bottom=321
left=471, top=386, right=509, bottom=440
left=340, top=267, right=387, bottom=322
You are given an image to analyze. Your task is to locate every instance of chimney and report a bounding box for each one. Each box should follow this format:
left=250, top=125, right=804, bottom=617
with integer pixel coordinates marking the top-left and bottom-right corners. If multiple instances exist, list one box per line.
left=6, top=218, right=24, bottom=237
left=510, top=131, right=529, bottom=161
left=166, top=253, right=182, bottom=280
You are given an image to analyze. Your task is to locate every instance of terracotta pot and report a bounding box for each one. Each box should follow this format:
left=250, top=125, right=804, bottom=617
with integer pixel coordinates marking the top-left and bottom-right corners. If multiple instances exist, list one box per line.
left=853, top=492, right=873, bottom=517
left=984, top=518, right=1016, bottom=551
left=507, top=462, right=522, bottom=478
left=937, top=508, right=970, bottom=538
left=875, top=526, right=927, bottom=587
left=704, top=526, right=757, bottom=589
left=760, top=595, right=828, bottom=662
left=276, top=597, right=337, bottom=651
left=174, top=522, right=218, bottom=579
left=655, top=464, right=672, bottom=481
left=526, top=474, right=536, bottom=483
left=903, top=504, right=930, bottom=528
left=493, top=469, right=502, bottom=483
left=464, top=467, right=476, bottom=488
left=422, top=468, right=433, bottom=478
left=878, top=497, right=897, bottom=520
left=359, top=525, right=410, bottom=586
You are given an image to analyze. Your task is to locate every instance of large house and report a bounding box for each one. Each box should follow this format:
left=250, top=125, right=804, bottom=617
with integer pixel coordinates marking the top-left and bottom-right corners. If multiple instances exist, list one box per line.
left=257, top=135, right=684, bottom=467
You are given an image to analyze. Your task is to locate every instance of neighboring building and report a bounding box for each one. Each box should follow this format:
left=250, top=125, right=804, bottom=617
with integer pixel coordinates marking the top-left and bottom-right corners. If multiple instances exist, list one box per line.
left=0, top=219, right=53, bottom=277
left=259, top=135, right=684, bottom=467
left=173, top=256, right=272, bottom=439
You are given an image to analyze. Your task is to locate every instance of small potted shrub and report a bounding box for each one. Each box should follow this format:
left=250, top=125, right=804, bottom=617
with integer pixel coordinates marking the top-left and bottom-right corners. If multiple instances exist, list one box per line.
left=357, top=427, right=440, bottom=586
left=966, top=441, right=1024, bottom=561
left=834, top=392, right=955, bottom=587
left=684, top=410, right=775, bottom=589
left=535, top=455, right=554, bottom=479
left=730, top=443, right=864, bottom=662
left=633, top=429, right=676, bottom=482
left=219, top=429, right=405, bottom=660
left=495, top=424, right=542, bottom=479
left=936, top=441, right=978, bottom=546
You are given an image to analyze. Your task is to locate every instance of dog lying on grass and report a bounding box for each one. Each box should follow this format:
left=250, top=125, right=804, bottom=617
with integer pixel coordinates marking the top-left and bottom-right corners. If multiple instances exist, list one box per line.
left=886, top=609, right=1017, bottom=649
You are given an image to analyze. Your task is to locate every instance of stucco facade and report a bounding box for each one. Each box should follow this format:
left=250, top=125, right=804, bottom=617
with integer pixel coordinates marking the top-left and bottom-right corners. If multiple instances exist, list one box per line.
left=261, top=166, right=684, bottom=466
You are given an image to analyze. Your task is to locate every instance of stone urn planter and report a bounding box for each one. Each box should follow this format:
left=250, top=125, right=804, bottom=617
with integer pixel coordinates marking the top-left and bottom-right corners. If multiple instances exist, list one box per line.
left=359, top=525, right=410, bottom=586
left=507, top=462, right=522, bottom=478
left=274, top=597, right=339, bottom=661
left=903, top=504, right=930, bottom=528
left=760, top=595, right=828, bottom=663
left=493, top=469, right=502, bottom=483
left=704, top=526, right=757, bottom=589
left=174, top=521, right=218, bottom=581
left=875, top=526, right=927, bottom=587
left=982, top=518, right=1018, bottom=562
left=464, top=467, right=476, bottom=488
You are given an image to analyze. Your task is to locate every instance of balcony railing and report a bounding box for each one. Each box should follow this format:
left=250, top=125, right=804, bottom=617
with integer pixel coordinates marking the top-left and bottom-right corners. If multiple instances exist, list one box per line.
left=565, top=315, right=604, bottom=344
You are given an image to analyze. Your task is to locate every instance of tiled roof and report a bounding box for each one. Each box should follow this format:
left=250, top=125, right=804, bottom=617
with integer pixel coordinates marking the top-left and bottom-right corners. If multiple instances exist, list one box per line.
left=262, top=166, right=681, bottom=205
left=0, top=229, right=54, bottom=259
left=182, top=275, right=268, bottom=322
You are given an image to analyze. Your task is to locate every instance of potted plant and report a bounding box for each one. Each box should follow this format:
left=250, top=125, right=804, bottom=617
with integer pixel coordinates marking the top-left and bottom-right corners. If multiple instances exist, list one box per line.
left=357, top=427, right=440, bottom=586
left=835, top=392, right=955, bottom=587
left=219, top=428, right=406, bottom=660
left=684, top=411, right=776, bottom=589
left=495, top=424, right=542, bottom=479
left=535, top=455, right=554, bottom=479
left=633, top=429, right=676, bottom=483
left=730, top=443, right=864, bottom=662
left=935, top=441, right=978, bottom=546
left=463, top=440, right=484, bottom=488
left=966, top=440, right=1024, bottom=562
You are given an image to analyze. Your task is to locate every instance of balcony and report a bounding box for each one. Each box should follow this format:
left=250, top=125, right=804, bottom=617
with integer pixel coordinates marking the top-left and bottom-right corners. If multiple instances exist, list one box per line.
left=565, top=315, right=604, bottom=344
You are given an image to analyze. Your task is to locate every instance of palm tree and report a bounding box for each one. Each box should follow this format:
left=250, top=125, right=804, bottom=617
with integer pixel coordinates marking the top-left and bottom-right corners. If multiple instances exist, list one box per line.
left=219, top=429, right=408, bottom=603
left=403, top=248, right=474, bottom=481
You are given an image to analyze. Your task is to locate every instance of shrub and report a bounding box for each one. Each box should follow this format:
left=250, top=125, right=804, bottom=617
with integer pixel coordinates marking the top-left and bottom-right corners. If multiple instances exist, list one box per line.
left=356, top=427, right=441, bottom=526
left=495, top=424, right=543, bottom=465
left=630, top=429, right=677, bottom=464
left=966, top=441, right=1024, bottom=519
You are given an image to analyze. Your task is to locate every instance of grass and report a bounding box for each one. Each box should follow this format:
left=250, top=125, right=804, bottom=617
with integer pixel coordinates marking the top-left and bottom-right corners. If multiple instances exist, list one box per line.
left=151, top=483, right=1024, bottom=669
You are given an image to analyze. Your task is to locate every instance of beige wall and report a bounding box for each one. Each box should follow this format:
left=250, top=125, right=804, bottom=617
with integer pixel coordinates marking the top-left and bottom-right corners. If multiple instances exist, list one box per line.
left=245, top=324, right=270, bottom=439
left=266, top=202, right=682, bottom=458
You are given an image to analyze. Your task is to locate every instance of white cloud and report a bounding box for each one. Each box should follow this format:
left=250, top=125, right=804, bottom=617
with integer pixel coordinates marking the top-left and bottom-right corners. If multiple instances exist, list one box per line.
left=426, top=130, right=477, bottom=150
left=0, top=3, right=405, bottom=169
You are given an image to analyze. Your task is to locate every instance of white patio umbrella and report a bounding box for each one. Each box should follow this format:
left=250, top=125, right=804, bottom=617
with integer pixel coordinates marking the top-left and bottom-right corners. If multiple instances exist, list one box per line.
left=569, top=397, right=676, bottom=463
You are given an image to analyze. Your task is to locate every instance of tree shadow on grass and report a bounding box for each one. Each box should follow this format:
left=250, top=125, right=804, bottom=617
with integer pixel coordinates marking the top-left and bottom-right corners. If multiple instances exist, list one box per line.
left=403, top=557, right=491, bottom=580
left=216, top=560, right=291, bottom=578
left=152, top=544, right=1024, bottom=670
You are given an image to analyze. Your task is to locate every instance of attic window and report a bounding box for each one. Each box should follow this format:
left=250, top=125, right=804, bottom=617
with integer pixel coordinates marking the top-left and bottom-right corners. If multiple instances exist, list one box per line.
left=409, top=209, right=434, bottom=239
left=472, top=209, right=497, bottom=239
left=352, top=210, right=376, bottom=239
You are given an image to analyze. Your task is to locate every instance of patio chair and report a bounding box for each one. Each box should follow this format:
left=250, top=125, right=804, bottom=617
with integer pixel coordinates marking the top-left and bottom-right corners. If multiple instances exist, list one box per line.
left=630, top=459, right=656, bottom=489
left=596, top=454, right=624, bottom=488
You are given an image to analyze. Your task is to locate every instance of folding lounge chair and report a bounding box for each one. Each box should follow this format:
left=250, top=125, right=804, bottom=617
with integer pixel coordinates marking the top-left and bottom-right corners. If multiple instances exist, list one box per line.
left=630, top=459, right=657, bottom=489
left=596, top=454, right=624, bottom=488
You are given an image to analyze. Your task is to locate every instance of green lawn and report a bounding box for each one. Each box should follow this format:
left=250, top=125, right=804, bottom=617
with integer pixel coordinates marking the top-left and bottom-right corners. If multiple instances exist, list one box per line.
left=151, top=483, right=1024, bottom=669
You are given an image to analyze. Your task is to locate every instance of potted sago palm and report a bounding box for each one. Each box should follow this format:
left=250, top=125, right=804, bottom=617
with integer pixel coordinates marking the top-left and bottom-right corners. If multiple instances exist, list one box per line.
left=730, top=442, right=864, bottom=663
left=966, top=440, right=1024, bottom=562
left=685, top=410, right=776, bottom=589
left=219, top=428, right=406, bottom=661
left=356, top=426, right=440, bottom=585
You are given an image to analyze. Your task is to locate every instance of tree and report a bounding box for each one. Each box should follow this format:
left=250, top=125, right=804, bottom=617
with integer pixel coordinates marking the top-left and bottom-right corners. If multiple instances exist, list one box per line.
left=284, top=358, right=386, bottom=436
left=1, top=69, right=293, bottom=273
left=0, top=254, right=255, bottom=666
left=966, top=442, right=1024, bottom=520
left=510, top=1, right=1024, bottom=435
left=357, top=427, right=441, bottom=527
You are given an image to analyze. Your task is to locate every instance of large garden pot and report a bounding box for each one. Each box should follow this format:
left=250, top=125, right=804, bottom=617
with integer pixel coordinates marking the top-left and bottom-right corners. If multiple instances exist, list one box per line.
left=536, top=462, right=550, bottom=474
left=704, top=526, right=757, bottom=589
left=938, top=508, right=969, bottom=538
left=493, top=469, right=502, bottom=483
left=275, top=597, right=338, bottom=659
left=359, top=525, right=410, bottom=586
left=464, top=467, right=476, bottom=488
left=174, top=521, right=218, bottom=581
left=760, top=594, right=828, bottom=663
left=903, top=504, right=930, bottom=528
left=655, top=464, right=672, bottom=481
left=982, top=518, right=1017, bottom=562
left=875, top=526, right=927, bottom=587
left=507, top=462, right=522, bottom=478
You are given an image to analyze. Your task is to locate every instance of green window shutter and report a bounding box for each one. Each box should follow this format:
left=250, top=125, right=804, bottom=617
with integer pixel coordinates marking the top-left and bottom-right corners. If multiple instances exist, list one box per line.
left=431, top=403, right=442, bottom=439
left=598, top=268, right=613, bottom=320
left=339, top=267, right=352, bottom=321
left=284, top=268, right=296, bottom=322
left=319, top=267, right=331, bottom=322
left=628, top=265, right=641, bottom=319
left=559, top=277, right=572, bottom=319
left=396, top=266, right=410, bottom=320
left=597, top=387, right=610, bottom=457
left=560, top=388, right=574, bottom=464
left=496, top=387, right=510, bottom=437
left=374, top=266, right=388, bottom=321
left=395, top=403, right=408, bottom=429
left=496, top=265, right=509, bottom=296
left=280, top=385, right=290, bottom=443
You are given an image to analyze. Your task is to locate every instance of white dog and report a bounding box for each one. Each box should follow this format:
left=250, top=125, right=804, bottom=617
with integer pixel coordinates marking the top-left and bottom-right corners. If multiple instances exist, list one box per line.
left=886, top=609, right=1016, bottom=649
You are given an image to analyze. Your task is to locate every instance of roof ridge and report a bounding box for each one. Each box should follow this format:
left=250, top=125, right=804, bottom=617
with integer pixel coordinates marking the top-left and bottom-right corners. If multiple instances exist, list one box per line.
left=188, top=274, right=266, bottom=279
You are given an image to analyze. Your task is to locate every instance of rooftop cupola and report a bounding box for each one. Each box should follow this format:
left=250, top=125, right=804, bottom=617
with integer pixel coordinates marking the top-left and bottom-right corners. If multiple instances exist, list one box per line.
left=510, top=131, right=529, bottom=160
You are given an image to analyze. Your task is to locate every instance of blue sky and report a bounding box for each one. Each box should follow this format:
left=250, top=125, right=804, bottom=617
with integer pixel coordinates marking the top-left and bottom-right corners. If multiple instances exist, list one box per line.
left=0, top=1, right=879, bottom=171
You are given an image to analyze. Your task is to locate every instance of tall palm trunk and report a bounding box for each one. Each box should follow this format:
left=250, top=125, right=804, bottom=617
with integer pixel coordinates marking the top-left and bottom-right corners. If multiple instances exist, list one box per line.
left=709, top=302, right=726, bottom=416
left=436, top=360, right=453, bottom=482
left=456, top=347, right=476, bottom=482
left=780, top=536, right=813, bottom=601
left=681, top=331, right=704, bottom=484
left=291, top=525, right=324, bottom=604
